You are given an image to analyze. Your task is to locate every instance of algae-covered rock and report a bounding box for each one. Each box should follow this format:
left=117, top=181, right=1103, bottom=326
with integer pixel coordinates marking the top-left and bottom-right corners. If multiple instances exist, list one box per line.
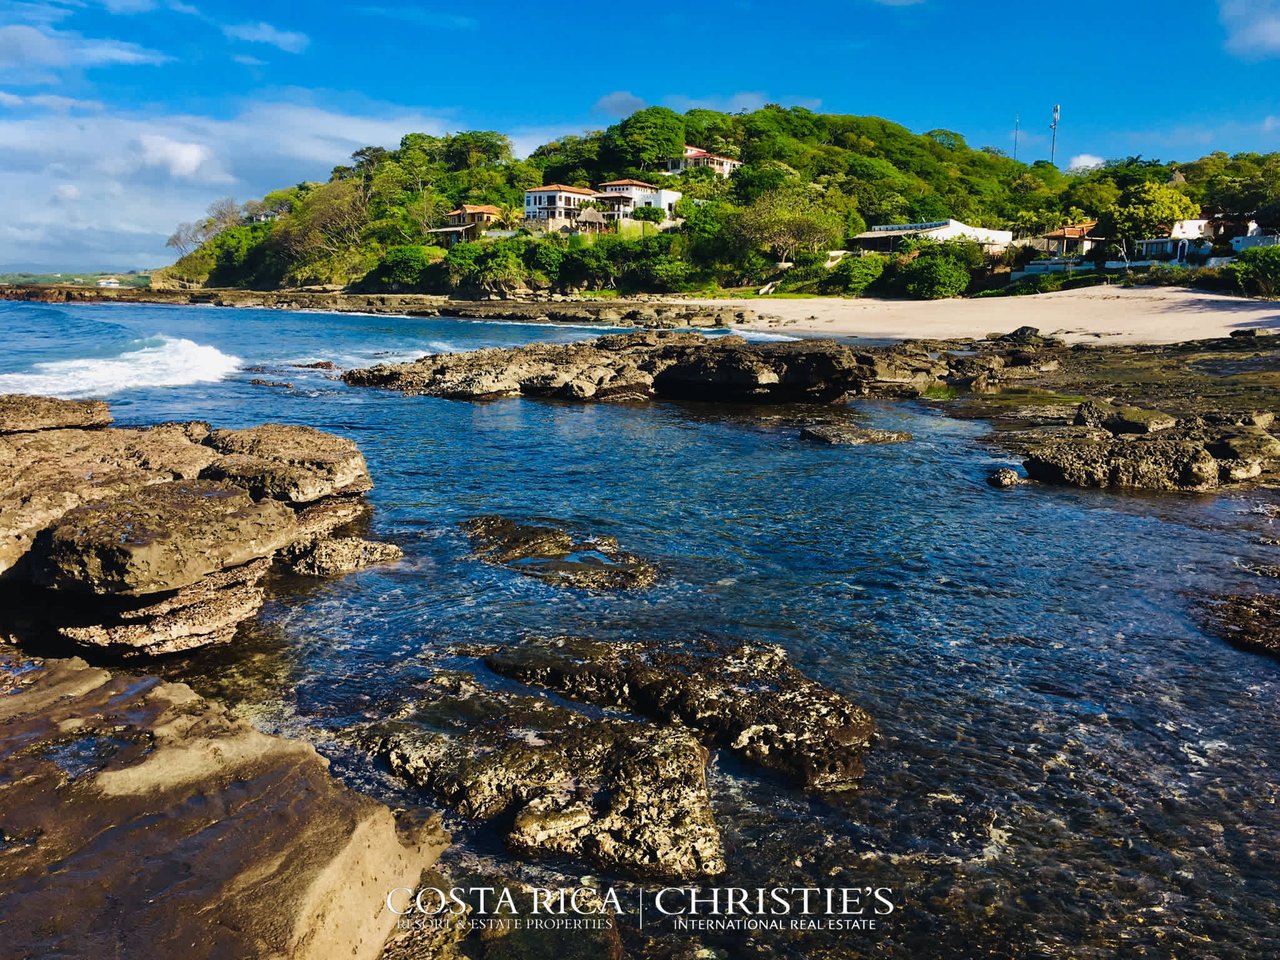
left=486, top=636, right=876, bottom=792
left=375, top=674, right=724, bottom=879
left=31, top=479, right=297, bottom=595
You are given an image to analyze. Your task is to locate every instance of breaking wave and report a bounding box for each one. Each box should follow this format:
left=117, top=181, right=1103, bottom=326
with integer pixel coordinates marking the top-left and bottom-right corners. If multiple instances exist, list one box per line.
left=0, top=335, right=243, bottom=398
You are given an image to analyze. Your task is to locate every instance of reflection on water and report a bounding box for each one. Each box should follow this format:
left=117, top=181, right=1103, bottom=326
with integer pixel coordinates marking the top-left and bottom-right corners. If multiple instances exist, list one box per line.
left=5, top=300, right=1279, bottom=957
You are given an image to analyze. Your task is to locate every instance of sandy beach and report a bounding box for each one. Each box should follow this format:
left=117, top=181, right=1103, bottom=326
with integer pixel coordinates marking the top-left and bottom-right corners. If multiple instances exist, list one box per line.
left=682, top=286, right=1280, bottom=344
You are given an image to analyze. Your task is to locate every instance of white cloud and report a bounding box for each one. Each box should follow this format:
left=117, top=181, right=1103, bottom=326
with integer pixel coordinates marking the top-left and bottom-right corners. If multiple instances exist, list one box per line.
left=0, top=89, right=103, bottom=110
left=0, top=97, right=450, bottom=270
left=222, top=21, right=309, bottom=54
left=138, top=133, right=219, bottom=179
left=1068, top=153, right=1105, bottom=172
left=593, top=91, right=646, bottom=117
left=0, top=23, right=170, bottom=69
left=1219, top=0, right=1280, bottom=57
left=232, top=54, right=266, bottom=66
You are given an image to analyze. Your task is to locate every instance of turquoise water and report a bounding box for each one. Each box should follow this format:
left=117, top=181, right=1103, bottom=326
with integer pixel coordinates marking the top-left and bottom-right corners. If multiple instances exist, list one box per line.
left=3, top=300, right=1278, bottom=958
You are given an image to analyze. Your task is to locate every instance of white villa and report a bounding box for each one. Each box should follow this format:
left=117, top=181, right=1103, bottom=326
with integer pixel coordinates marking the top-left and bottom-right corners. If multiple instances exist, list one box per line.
left=594, top=180, right=683, bottom=222
left=665, top=145, right=743, bottom=178
left=524, top=184, right=599, bottom=224
left=523, top=180, right=683, bottom=231
left=1133, top=218, right=1213, bottom=261
left=852, top=219, right=1014, bottom=253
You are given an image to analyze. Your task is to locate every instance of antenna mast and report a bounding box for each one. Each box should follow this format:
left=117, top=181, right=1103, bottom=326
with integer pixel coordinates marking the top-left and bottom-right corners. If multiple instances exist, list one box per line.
left=1050, top=104, right=1061, bottom=166
left=1014, top=113, right=1020, bottom=162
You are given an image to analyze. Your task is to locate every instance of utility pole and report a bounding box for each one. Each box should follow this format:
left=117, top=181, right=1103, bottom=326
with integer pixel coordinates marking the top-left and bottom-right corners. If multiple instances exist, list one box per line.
left=1014, top=113, right=1020, bottom=162
left=1050, top=104, right=1061, bottom=167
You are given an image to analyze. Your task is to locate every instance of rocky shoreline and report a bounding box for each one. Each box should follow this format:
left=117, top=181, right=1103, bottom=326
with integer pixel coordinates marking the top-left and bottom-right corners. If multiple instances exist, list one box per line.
left=0, top=283, right=769, bottom=330
left=3, top=301, right=1278, bottom=958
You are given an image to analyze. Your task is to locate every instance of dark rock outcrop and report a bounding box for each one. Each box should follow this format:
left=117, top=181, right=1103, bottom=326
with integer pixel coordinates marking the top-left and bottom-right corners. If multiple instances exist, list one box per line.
left=0, top=650, right=446, bottom=960
left=373, top=673, right=724, bottom=879
left=343, top=331, right=945, bottom=405
left=465, top=516, right=656, bottom=590
left=1023, top=400, right=1280, bottom=491
left=485, top=636, right=876, bottom=792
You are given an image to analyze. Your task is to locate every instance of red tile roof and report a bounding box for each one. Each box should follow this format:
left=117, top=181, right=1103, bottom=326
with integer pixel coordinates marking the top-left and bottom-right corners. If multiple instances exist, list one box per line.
left=450, top=204, right=501, bottom=216
left=526, top=184, right=597, bottom=196
left=599, top=179, right=656, bottom=188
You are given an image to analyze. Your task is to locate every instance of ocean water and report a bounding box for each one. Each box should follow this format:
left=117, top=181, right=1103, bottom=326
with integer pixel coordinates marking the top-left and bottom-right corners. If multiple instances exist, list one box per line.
left=2, top=300, right=1278, bottom=958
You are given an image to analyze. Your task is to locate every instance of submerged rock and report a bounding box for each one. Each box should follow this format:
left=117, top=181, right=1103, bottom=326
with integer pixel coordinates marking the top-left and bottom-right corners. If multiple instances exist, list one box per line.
left=374, top=673, right=724, bottom=879
left=0, top=394, right=111, bottom=433
left=1199, top=593, right=1280, bottom=657
left=485, top=636, right=876, bottom=792
left=987, top=468, right=1027, bottom=489
left=0, top=651, right=446, bottom=960
left=799, top=424, right=912, bottom=445
left=31, top=479, right=297, bottom=596
left=284, top=536, right=403, bottom=577
left=465, top=516, right=656, bottom=589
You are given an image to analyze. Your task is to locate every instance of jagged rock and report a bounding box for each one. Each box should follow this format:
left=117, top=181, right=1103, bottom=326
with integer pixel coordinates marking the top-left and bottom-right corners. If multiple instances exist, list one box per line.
left=1074, top=399, right=1176, bottom=434
left=799, top=424, right=912, bottom=445
left=285, top=537, right=403, bottom=577
left=485, top=637, right=876, bottom=793
left=50, top=557, right=271, bottom=657
left=465, top=516, right=656, bottom=590
left=292, top=496, right=370, bottom=541
left=375, top=674, right=724, bottom=879
left=0, top=394, right=111, bottom=433
left=1198, top=593, right=1279, bottom=656
left=30, top=479, right=297, bottom=596
left=987, top=468, right=1026, bottom=489
left=1024, top=430, right=1223, bottom=491
left=294, top=360, right=339, bottom=370
left=342, top=331, right=943, bottom=405
left=0, top=652, right=446, bottom=960
left=203, top=424, right=373, bottom=503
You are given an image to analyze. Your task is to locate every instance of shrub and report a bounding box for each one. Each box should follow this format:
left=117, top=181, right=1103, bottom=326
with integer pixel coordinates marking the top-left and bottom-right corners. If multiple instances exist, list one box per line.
left=820, top=253, right=887, bottom=296
left=370, top=245, right=440, bottom=290
left=1235, top=245, right=1280, bottom=297
left=898, top=255, right=971, bottom=299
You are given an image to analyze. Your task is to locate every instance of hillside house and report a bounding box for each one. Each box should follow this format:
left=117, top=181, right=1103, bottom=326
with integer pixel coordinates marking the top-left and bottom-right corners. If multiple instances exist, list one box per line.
left=426, top=204, right=503, bottom=247
left=852, top=219, right=1014, bottom=253
left=1134, top=219, right=1212, bottom=261
left=594, top=180, right=683, bottom=222
left=665, top=145, right=743, bottom=178
left=1041, top=221, right=1100, bottom=257
left=524, top=184, right=599, bottom=225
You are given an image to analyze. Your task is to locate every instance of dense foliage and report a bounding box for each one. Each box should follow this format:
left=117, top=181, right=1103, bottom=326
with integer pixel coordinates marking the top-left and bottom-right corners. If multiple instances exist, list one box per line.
left=159, top=104, right=1280, bottom=299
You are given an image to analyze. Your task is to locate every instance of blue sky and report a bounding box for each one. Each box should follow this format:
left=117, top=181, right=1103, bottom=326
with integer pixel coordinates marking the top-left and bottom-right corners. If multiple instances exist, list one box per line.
left=2, top=0, right=1279, bottom=270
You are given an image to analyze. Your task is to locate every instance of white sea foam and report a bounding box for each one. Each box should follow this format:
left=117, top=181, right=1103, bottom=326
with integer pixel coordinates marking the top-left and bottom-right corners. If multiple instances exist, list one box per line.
left=0, top=336, right=242, bottom=397
left=729, top=329, right=802, bottom=343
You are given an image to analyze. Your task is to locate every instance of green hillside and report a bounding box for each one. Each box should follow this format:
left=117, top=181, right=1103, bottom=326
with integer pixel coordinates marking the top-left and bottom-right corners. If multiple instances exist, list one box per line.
left=155, top=104, right=1280, bottom=298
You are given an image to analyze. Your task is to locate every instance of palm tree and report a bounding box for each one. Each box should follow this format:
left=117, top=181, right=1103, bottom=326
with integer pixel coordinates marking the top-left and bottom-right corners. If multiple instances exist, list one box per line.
left=495, top=204, right=524, bottom=230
